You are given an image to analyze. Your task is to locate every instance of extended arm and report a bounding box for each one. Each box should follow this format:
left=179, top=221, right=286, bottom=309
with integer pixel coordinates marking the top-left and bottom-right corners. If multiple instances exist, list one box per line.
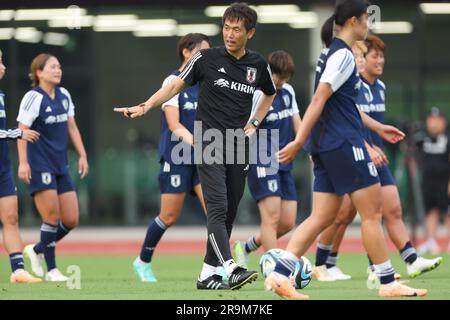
left=114, top=77, right=187, bottom=118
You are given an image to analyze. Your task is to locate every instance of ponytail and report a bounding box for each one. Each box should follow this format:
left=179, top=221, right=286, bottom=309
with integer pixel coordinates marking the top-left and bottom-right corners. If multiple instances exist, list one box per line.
left=321, top=15, right=335, bottom=48
left=321, top=0, right=370, bottom=48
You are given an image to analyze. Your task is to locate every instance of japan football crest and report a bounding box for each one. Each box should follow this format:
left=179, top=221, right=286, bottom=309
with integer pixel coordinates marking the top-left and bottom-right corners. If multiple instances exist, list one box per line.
left=367, top=162, right=378, bottom=177
left=170, top=174, right=181, bottom=188
left=246, top=67, right=257, bottom=84
left=41, top=172, right=52, bottom=185
left=267, top=179, right=278, bottom=192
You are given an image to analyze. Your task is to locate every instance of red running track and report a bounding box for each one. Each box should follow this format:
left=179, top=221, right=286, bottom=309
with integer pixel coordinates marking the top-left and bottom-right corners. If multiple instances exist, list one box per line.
left=2, top=238, right=445, bottom=255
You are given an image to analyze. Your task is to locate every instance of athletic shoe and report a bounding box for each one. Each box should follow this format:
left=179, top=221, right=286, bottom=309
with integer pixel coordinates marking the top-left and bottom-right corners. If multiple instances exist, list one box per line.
left=216, top=266, right=228, bottom=282
left=197, top=274, right=230, bottom=290
left=378, top=282, right=427, bottom=297
left=228, top=266, right=258, bottom=290
left=313, top=265, right=336, bottom=281
left=367, top=270, right=380, bottom=290
left=45, top=268, right=68, bottom=282
left=233, top=240, right=249, bottom=269
left=10, top=270, right=42, bottom=283
left=407, top=256, right=443, bottom=278
left=367, top=269, right=402, bottom=289
left=327, top=266, right=351, bottom=280
left=417, top=238, right=441, bottom=255
left=264, top=273, right=309, bottom=299
left=23, top=244, right=44, bottom=277
left=133, top=257, right=157, bottom=282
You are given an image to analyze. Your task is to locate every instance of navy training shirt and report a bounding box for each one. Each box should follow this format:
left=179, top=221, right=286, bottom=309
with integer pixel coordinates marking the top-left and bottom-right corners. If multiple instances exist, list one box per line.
left=17, top=86, right=75, bottom=174
left=306, top=37, right=364, bottom=155
left=158, top=70, right=199, bottom=165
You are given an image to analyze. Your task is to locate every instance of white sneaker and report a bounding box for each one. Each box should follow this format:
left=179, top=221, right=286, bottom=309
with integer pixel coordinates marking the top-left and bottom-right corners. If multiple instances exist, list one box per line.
left=313, top=265, right=336, bottom=281
left=23, top=244, right=44, bottom=277
left=233, top=240, right=249, bottom=269
left=45, top=268, right=68, bottom=282
left=367, top=270, right=380, bottom=290
left=407, top=256, right=443, bottom=278
left=327, top=266, right=351, bottom=280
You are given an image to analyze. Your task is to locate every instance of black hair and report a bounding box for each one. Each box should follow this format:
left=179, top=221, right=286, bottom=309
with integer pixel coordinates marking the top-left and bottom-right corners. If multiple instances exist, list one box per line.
left=222, top=2, right=257, bottom=31
left=321, top=0, right=370, bottom=48
left=177, top=33, right=211, bottom=62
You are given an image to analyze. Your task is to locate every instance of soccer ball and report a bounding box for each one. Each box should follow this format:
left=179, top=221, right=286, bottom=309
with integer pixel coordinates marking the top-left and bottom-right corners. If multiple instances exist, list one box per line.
left=259, top=248, right=285, bottom=278
left=290, top=256, right=313, bottom=289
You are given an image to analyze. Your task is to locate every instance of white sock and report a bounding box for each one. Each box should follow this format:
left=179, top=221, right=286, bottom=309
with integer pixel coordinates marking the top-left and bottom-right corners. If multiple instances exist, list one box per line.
left=199, top=263, right=216, bottom=281
left=373, top=260, right=396, bottom=286
left=13, top=268, right=25, bottom=274
left=137, top=257, right=149, bottom=265
left=223, top=259, right=239, bottom=276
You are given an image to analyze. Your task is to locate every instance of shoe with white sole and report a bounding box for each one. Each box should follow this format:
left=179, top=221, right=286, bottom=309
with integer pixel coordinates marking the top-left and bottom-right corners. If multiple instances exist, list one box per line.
left=265, top=273, right=309, bottom=299
left=313, top=265, right=336, bottom=282
left=10, top=270, right=42, bottom=284
left=133, top=257, right=157, bottom=282
left=45, top=268, right=68, bottom=282
left=327, top=266, right=351, bottom=280
left=407, top=256, right=443, bottom=278
left=233, top=240, right=249, bottom=269
left=23, top=244, right=44, bottom=277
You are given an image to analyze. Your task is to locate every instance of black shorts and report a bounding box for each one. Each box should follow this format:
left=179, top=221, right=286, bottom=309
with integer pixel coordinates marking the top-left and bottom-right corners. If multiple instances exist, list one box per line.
left=422, top=179, right=449, bottom=214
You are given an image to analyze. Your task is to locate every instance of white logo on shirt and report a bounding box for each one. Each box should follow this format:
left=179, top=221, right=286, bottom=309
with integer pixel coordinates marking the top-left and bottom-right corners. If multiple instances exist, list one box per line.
left=218, top=67, right=227, bottom=74
left=45, top=114, right=68, bottom=124
left=45, top=106, right=52, bottom=113
left=183, top=93, right=188, bottom=99
left=214, top=78, right=256, bottom=94
left=183, top=101, right=197, bottom=110
left=265, top=109, right=294, bottom=123
left=214, top=78, right=230, bottom=88
left=423, top=135, right=448, bottom=154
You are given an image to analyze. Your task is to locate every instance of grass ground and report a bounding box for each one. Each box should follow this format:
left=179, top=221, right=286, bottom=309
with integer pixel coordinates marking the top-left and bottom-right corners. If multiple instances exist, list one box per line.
left=0, top=253, right=448, bottom=300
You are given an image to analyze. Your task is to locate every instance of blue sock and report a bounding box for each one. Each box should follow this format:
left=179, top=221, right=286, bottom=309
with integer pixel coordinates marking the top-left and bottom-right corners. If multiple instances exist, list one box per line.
left=40, top=223, right=58, bottom=271
left=326, top=252, right=338, bottom=269
left=139, top=216, right=169, bottom=263
left=244, top=236, right=259, bottom=254
left=274, top=251, right=297, bottom=277
left=9, top=252, right=25, bottom=273
left=315, top=242, right=332, bottom=266
left=34, top=220, right=72, bottom=254
left=400, top=241, right=417, bottom=264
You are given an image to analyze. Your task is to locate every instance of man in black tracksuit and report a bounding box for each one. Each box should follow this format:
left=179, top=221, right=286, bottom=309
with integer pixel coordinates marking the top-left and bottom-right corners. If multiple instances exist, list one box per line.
left=417, top=107, right=450, bottom=254
left=115, top=3, right=276, bottom=290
